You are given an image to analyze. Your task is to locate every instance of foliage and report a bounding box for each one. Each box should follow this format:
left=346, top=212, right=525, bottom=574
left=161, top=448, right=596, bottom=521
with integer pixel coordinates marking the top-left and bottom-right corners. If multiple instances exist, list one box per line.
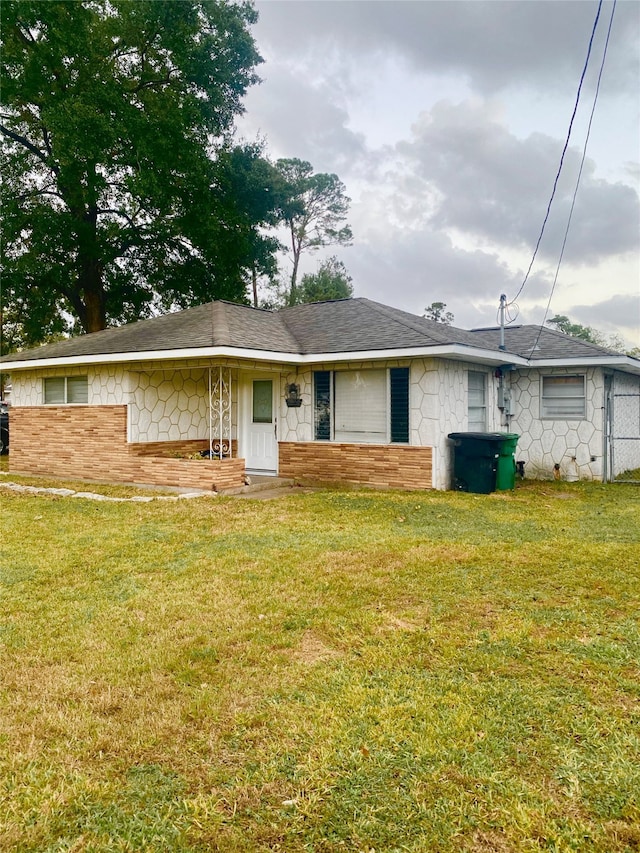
left=275, top=158, right=352, bottom=306
left=1, top=478, right=639, bottom=851
left=424, top=301, right=454, bottom=324
left=293, top=256, right=353, bottom=305
left=0, top=0, right=264, bottom=339
left=546, top=314, right=633, bottom=354
left=547, top=314, right=600, bottom=343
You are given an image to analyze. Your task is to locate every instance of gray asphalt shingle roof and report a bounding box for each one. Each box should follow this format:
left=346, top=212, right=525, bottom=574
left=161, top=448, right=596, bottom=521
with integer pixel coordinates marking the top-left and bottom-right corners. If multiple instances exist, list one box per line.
left=468, top=325, right=622, bottom=360
left=0, top=297, right=628, bottom=365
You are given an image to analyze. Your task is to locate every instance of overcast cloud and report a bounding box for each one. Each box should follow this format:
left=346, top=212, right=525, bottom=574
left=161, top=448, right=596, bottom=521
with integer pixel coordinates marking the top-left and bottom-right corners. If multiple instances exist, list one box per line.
left=237, top=0, right=640, bottom=346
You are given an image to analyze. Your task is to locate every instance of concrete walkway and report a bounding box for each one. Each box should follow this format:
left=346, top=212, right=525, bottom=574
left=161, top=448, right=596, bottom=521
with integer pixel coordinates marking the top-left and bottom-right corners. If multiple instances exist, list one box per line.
left=0, top=473, right=316, bottom=502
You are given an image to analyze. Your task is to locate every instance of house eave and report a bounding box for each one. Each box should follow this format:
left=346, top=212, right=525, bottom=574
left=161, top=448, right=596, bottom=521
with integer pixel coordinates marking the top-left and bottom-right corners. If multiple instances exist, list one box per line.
left=2, top=344, right=638, bottom=374
left=525, top=356, right=640, bottom=376
left=1, top=342, right=523, bottom=372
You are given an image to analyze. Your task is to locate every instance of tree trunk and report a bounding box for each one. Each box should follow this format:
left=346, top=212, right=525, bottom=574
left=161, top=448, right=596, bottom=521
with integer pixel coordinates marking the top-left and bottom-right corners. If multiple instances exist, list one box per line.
left=81, top=266, right=106, bottom=332
left=252, top=264, right=258, bottom=308
left=288, top=227, right=301, bottom=307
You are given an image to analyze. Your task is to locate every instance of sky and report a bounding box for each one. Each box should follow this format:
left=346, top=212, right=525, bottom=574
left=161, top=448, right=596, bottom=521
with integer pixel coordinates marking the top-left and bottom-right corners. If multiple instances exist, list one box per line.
left=235, top=0, right=640, bottom=347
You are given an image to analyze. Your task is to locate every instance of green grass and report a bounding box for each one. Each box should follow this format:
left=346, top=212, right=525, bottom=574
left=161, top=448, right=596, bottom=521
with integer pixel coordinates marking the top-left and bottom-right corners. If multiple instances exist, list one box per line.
left=1, top=477, right=639, bottom=851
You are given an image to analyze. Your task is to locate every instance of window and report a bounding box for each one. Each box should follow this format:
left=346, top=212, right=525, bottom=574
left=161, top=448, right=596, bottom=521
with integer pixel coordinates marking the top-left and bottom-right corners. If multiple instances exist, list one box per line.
left=252, top=380, right=273, bottom=423
left=44, top=376, right=88, bottom=404
left=468, top=371, right=487, bottom=431
left=313, top=367, right=409, bottom=444
left=541, top=375, right=585, bottom=419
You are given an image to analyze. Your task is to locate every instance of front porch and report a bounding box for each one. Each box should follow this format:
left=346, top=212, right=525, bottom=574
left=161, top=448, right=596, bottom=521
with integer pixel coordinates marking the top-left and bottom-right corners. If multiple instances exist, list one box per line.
left=8, top=406, right=247, bottom=492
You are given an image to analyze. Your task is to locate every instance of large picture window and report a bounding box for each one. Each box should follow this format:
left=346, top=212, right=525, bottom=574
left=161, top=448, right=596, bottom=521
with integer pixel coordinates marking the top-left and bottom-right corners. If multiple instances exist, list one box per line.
left=541, top=375, right=585, bottom=419
left=313, top=367, right=409, bottom=444
left=44, top=376, right=88, bottom=404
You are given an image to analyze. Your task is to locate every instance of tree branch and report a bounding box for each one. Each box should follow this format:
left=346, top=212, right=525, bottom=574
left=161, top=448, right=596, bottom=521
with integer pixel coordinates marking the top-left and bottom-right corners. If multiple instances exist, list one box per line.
left=0, top=124, right=56, bottom=172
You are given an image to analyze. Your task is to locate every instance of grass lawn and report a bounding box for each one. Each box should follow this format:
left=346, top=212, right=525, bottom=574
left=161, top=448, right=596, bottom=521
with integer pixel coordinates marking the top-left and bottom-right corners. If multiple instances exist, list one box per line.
left=1, top=475, right=639, bottom=852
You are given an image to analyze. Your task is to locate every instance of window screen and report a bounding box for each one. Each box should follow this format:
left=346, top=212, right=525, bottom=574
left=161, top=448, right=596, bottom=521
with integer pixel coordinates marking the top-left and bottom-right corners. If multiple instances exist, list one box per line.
left=468, top=371, right=486, bottom=431
left=44, top=377, right=66, bottom=404
left=334, top=369, right=387, bottom=443
left=541, top=375, right=585, bottom=418
left=67, top=376, right=89, bottom=404
left=44, top=376, right=88, bottom=404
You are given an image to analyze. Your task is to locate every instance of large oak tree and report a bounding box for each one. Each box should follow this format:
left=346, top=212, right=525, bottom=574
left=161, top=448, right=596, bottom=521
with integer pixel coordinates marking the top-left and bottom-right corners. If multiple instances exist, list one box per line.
left=1, top=0, right=266, bottom=343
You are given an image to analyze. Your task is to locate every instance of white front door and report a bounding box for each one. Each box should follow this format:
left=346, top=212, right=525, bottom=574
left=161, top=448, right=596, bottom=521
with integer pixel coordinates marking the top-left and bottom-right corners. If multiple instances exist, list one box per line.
left=242, top=375, right=278, bottom=474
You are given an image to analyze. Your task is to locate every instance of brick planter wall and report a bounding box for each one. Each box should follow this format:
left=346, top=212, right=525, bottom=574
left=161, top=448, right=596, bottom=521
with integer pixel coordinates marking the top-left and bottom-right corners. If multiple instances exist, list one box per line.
left=9, top=406, right=245, bottom=491
left=279, top=441, right=433, bottom=490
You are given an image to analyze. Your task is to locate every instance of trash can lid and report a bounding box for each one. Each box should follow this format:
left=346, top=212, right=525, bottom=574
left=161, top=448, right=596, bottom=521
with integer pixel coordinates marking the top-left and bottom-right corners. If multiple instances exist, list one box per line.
left=448, top=432, right=518, bottom=441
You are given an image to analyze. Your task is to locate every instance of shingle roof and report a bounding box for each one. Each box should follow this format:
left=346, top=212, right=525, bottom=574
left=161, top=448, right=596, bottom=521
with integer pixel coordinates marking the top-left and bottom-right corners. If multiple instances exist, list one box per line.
left=0, top=297, right=630, bottom=366
left=0, top=301, right=298, bottom=363
left=468, top=325, right=621, bottom=360
left=279, top=298, right=483, bottom=353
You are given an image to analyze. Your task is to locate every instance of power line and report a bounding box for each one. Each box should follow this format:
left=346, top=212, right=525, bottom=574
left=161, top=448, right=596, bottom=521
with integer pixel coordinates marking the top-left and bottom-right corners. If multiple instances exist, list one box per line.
left=528, top=0, right=618, bottom=359
left=508, top=0, right=605, bottom=307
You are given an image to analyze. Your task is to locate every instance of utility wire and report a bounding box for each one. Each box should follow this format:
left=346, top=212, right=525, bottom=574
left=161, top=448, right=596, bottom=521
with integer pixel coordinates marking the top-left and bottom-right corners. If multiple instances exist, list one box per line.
left=508, top=0, right=604, bottom=307
left=528, top=0, right=617, bottom=359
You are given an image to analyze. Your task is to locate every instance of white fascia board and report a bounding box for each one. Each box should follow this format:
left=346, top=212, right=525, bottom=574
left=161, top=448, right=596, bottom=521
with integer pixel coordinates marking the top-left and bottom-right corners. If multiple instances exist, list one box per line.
left=8, top=344, right=636, bottom=374
left=296, top=344, right=525, bottom=366
left=1, top=343, right=524, bottom=372
left=0, top=346, right=303, bottom=371
left=528, top=356, right=640, bottom=376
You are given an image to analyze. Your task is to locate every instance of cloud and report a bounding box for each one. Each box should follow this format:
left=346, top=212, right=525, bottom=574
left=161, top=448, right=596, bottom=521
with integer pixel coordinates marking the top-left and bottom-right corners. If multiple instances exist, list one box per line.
left=395, top=99, right=640, bottom=264
left=240, top=1, right=640, bottom=344
left=571, top=293, right=640, bottom=345
left=344, top=223, right=526, bottom=323
left=253, top=1, right=639, bottom=97
left=239, top=66, right=367, bottom=171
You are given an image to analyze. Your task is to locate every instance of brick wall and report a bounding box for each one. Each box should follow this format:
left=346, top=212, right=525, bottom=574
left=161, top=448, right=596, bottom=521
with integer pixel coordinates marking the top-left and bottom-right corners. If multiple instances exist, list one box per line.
left=9, top=406, right=245, bottom=491
left=279, top=441, right=433, bottom=490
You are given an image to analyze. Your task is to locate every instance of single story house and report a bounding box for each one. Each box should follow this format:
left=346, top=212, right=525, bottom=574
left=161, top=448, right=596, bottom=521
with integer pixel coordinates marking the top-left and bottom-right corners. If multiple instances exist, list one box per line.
left=1, top=298, right=639, bottom=491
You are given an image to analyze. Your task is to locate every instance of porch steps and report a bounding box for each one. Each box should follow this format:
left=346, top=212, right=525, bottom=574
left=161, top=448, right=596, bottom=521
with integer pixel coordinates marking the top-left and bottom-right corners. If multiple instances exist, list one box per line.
left=217, top=475, right=297, bottom=498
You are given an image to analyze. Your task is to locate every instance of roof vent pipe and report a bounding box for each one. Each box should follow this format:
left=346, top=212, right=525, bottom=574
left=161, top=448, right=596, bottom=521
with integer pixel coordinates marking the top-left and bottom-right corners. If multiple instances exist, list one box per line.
left=499, top=294, right=506, bottom=351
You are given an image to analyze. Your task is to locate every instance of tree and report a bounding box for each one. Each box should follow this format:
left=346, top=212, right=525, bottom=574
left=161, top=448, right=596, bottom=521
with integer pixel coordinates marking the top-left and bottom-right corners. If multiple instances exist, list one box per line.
left=546, top=315, right=600, bottom=343
left=424, top=302, right=454, bottom=324
left=295, top=256, right=353, bottom=305
left=274, top=158, right=352, bottom=306
left=1, top=0, right=263, bottom=338
left=547, top=314, right=637, bottom=355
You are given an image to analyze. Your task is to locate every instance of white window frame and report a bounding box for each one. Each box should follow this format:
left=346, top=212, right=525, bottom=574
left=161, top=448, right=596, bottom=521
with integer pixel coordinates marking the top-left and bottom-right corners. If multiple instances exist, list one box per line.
left=540, top=375, right=586, bottom=419
left=468, top=371, right=487, bottom=431
left=44, top=376, right=88, bottom=405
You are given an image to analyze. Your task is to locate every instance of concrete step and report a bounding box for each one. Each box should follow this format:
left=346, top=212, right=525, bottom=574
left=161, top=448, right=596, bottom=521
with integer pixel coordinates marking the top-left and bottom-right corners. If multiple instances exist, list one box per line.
left=217, top=476, right=296, bottom=497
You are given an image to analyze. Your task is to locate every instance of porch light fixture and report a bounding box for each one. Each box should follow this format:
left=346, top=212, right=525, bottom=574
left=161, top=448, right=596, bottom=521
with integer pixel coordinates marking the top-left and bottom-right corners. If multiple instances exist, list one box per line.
left=285, top=382, right=302, bottom=407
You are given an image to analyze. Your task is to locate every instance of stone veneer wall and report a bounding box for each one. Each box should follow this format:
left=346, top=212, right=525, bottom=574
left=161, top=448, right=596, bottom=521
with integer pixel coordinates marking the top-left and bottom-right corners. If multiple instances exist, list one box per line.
left=509, top=367, right=605, bottom=481
left=9, top=405, right=245, bottom=491
left=9, top=363, right=239, bottom=444
left=279, top=358, right=497, bottom=490
left=409, top=359, right=500, bottom=490
left=279, top=442, right=433, bottom=490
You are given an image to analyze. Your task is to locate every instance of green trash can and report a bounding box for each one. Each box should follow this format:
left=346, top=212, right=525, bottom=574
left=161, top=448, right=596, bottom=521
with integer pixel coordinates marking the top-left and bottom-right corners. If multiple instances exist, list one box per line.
left=495, top=433, right=519, bottom=491
left=448, top=432, right=519, bottom=494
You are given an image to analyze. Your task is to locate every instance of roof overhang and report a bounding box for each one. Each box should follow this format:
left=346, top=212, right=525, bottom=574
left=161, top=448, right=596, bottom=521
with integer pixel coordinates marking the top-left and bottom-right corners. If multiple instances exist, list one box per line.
left=2, top=345, right=639, bottom=375
left=1, top=342, right=521, bottom=371
left=527, top=356, right=640, bottom=376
